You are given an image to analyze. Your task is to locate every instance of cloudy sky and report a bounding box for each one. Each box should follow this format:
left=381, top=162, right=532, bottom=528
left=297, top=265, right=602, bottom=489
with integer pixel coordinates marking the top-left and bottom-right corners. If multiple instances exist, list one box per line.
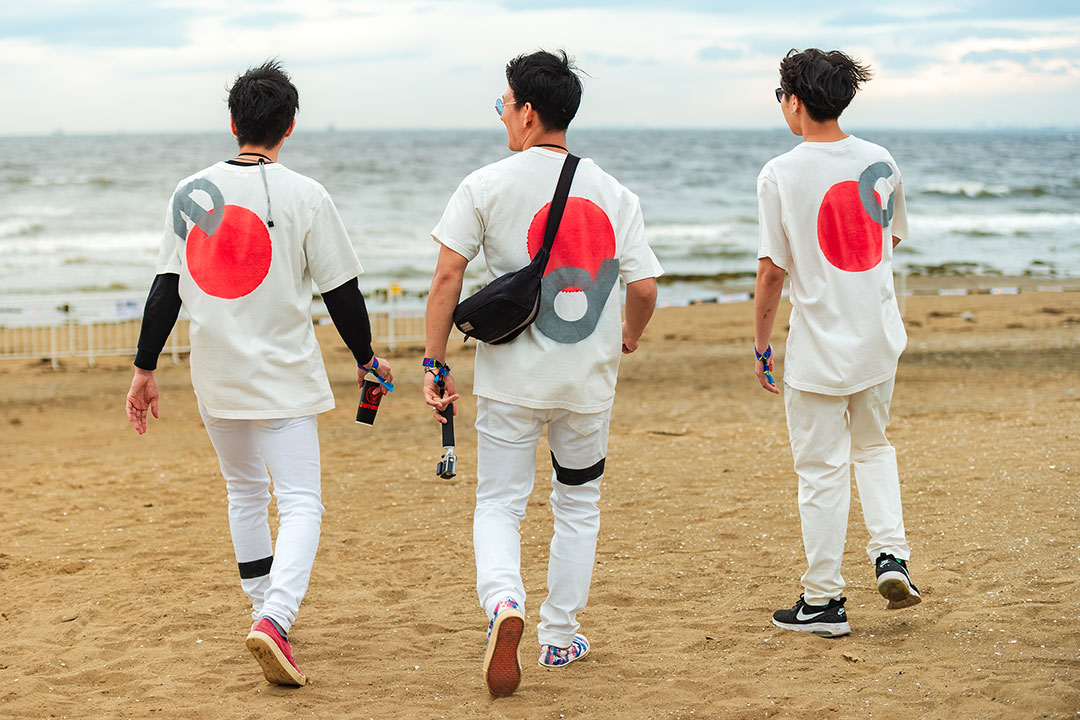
left=1, top=0, right=1077, bottom=135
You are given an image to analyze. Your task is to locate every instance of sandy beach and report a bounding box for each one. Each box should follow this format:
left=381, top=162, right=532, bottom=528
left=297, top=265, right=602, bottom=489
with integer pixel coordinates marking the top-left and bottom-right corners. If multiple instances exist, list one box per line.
left=1, top=286, right=1078, bottom=719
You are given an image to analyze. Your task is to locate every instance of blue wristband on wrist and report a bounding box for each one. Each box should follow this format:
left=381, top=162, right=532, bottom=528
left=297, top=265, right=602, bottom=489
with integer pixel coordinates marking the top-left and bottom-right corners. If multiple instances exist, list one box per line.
left=754, top=345, right=774, bottom=385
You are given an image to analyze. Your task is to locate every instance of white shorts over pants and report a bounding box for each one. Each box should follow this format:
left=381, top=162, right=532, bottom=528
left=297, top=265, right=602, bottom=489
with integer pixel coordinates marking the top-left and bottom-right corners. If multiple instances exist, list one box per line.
left=474, top=397, right=609, bottom=649
left=199, top=405, right=325, bottom=633
left=783, top=377, right=910, bottom=606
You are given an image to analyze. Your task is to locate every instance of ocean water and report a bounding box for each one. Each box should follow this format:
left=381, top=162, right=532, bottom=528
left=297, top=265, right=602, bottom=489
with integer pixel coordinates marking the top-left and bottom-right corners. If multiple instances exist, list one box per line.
left=1, top=129, right=1078, bottom=305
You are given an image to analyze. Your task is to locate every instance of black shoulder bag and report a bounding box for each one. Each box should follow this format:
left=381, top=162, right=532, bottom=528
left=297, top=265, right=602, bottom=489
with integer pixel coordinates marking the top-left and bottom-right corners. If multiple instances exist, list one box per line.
left=452, top=153, right=579, bottom=344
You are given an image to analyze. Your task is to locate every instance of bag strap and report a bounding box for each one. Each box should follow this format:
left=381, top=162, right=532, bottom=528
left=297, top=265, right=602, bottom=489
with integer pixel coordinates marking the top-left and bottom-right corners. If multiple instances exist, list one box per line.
left=533, top=153, right=580, bottom=270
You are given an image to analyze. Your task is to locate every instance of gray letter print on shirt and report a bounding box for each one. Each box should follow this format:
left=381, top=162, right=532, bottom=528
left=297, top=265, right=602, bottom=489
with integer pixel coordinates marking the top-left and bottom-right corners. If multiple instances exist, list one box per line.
left=172, top=178, right=225, bottom=240
left=858, top=161, right=895, bottom=228
left=536, top=258, right=620, bottom=344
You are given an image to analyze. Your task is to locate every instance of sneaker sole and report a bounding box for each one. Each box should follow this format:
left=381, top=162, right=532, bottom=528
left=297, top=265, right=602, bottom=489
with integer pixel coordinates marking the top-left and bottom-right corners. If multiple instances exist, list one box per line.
left=483, top=609, right=524, bottom=697
left=538, top=642, right=590, bottom=669
left=245, top=629, right=307, bottom=686
left=772, top=618, right=851, bottom=638
left=877, top=572, right=922, bottom=610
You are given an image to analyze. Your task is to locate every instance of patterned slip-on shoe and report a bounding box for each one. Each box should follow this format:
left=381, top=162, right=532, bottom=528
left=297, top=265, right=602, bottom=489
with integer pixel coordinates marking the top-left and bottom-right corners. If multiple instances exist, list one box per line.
left=875, top=553, right=922, bottom=610
left=482, top=597, right=525, bottom=697
left=538, top=633, right=590, bottom=669
left=246, top=617, right=307, bottom=686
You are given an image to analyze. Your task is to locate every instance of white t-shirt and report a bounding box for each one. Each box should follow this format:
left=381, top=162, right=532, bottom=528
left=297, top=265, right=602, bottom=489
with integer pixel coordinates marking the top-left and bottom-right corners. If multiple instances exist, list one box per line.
left=433, top=146, right=663, bottom=413
left=757, top=135, right=909, bottom=396
left=157, top=161, right=363, bottom=419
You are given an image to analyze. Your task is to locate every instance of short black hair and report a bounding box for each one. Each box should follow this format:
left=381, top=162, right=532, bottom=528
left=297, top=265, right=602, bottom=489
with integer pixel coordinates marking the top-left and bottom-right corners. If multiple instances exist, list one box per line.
left=227, top=60, right=299, bottom=148
left=779, top=49, right=872, bottom=122
left=505, top=50, right=583, bottom=132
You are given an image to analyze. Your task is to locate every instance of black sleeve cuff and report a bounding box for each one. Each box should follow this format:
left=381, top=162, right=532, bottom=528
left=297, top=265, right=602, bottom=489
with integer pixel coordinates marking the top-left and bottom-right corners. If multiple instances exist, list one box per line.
left=135, top=273, right=182, bottom=371
left=321, top=277, right=375, bottom=365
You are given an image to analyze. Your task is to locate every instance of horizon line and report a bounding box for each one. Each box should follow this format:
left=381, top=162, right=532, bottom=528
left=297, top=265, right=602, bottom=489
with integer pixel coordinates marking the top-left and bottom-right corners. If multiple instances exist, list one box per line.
left=1, top=125, right=1079, bottom=140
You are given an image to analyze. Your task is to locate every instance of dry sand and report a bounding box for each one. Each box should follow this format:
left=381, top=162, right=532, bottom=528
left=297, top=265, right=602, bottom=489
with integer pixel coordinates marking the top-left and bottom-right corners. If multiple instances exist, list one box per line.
left=1, top=288, right=1078, bottom=719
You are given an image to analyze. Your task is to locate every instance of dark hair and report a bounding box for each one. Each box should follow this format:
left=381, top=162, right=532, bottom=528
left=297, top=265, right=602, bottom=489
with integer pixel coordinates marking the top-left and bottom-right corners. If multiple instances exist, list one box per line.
left=227, top=60, right=299, bottom=148
left=505, top=50, right=583, bottom=131
left=778, top=49, right=872, bottom=122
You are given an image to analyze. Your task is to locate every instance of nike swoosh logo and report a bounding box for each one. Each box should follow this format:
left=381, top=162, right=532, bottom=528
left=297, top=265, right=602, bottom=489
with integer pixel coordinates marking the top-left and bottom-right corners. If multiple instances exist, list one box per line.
left=796, top=608, right=826, bottom=621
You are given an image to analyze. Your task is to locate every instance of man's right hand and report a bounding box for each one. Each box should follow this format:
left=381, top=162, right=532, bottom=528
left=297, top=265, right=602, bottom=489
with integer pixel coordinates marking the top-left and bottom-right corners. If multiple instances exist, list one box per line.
left=423, top=371, right=459, bottom=424
left=359, top=356, right=394, bottom=397
left=754, top=353, right=779, bottom=394
left=621, top=320, right=640, bottom=354
left=126, top=368, right=159, bottom=435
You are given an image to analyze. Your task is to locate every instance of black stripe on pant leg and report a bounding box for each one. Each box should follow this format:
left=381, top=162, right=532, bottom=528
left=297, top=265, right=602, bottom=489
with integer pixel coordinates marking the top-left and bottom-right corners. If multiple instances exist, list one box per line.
left=238, top=555, right=273, bottom=579
left=551, top=451, right=605, bottom=486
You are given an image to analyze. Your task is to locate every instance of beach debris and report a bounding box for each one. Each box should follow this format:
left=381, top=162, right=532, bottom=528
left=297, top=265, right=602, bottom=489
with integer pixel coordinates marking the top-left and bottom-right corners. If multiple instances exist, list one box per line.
left=60, top=614, right=78, bottom=623
left=928, top=311, right=959, bottom=318
left=1041, top=307, right=1065, bottom=315
left=842, top=652, right=860, bottom=663
left=960, top=311, right=977, bottom=323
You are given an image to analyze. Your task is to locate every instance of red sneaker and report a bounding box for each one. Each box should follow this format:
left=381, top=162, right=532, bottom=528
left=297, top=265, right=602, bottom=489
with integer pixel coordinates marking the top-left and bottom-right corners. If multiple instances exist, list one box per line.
left=245, top=618, right=307, bottom=686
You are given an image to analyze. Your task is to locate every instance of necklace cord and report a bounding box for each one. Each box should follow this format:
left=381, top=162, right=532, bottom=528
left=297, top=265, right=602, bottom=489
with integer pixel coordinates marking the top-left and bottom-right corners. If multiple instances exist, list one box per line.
left=258, top=159, right=275, bottom=228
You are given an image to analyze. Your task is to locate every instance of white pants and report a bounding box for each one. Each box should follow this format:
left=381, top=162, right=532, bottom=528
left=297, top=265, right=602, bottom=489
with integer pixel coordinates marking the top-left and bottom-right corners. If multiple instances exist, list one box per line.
left=784, top=378, right=910, bottom=605
left=199, top=406, right=325, bottom=633
left=474, top=397, right=608, bottom=649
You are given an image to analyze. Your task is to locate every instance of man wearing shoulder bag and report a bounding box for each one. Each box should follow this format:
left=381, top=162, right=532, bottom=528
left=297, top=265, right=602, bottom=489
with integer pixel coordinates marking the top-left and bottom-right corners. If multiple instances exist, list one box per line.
left=423, top=50, right=662, bottom=697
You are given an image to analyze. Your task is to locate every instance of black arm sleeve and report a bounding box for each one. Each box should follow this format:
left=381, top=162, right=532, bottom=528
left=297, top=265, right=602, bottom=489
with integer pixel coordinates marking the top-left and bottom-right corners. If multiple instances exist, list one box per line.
left=322, top=277, right=375, bottom=367
left=134, top=273, right=182, bottom=371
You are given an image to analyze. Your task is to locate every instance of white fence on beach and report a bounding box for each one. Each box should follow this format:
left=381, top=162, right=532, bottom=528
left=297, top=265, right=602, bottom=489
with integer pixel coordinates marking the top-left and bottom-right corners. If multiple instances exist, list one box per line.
left=0, top=293, right=426, bottom=368
left=3, top=274, right=1074, bottom=368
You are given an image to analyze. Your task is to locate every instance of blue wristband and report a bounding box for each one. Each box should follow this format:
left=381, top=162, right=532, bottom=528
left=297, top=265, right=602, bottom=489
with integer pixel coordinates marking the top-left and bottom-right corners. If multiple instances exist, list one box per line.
left=754, top=345, right=774, bottom=385
left=359, top=360, right=394, bottom=393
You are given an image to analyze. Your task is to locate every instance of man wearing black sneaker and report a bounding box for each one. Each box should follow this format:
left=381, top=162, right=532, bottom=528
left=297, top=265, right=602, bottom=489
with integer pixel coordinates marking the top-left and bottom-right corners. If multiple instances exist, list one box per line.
left=753, top=49, right=920, bottom=638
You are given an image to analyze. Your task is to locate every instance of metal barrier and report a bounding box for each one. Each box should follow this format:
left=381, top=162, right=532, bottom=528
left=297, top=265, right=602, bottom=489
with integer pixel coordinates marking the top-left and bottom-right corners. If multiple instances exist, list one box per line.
left=0, top=294, right=427, bottom=368
left=0, top=316, right=191, bottom=369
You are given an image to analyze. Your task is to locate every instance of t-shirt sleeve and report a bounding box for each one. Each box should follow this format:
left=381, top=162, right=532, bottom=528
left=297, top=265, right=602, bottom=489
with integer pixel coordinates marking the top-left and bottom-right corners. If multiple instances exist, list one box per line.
left=431, top=173, right=484, bottom=262
left=756, top=169, right=790, bottom=271
left=617, top=191, right=663, bottom=283
left=890, top=175, right=909, bottom=243
left=156, top=189, right=183, bottom=275
left=306, top=194, right=364, bottom=293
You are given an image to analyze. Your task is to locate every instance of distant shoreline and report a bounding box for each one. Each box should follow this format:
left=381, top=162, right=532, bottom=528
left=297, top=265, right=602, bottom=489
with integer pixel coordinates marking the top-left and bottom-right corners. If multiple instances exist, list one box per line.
left=2, top=127, right=1079, bottom=140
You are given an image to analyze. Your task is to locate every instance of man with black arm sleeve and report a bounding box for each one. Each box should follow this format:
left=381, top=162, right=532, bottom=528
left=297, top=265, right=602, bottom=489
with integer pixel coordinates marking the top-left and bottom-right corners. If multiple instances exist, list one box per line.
left=124, top=60, right=391, bottom=687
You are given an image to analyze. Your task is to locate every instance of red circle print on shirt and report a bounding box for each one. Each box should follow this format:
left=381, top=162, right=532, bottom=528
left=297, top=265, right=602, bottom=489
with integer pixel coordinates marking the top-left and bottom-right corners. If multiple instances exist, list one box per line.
left=526, top=197, right=615, bottom=292
left=817, top=181, right=883, bottom=273
left=186, top=205, right=272, bottom=299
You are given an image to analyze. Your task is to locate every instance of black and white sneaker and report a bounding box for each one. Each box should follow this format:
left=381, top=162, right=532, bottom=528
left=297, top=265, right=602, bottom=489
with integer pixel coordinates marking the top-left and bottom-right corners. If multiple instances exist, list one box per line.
left=772, top=595, right=851, bottom=637
left=875, top=553, right=921, bottom=609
